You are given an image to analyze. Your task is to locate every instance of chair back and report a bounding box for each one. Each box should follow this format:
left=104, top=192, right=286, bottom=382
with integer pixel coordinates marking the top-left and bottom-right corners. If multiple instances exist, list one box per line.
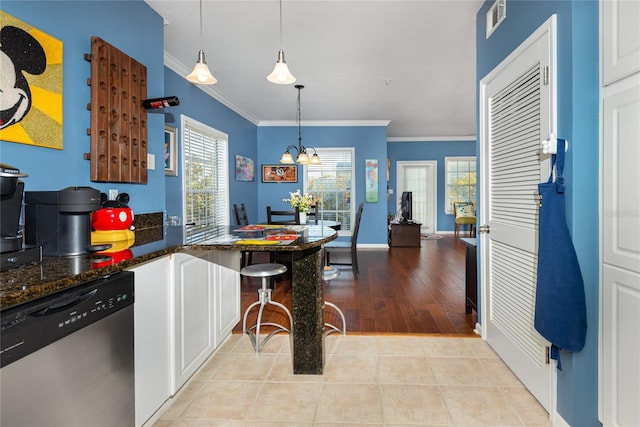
left=266, top=206, right=300, bottom=225
left=233, top=203, right=249, bottom=226
left=306, top=204, right=319, bottom=224
left=453, top=201, right=476, bottom=223
left=350, top=203, right=364, bottom=248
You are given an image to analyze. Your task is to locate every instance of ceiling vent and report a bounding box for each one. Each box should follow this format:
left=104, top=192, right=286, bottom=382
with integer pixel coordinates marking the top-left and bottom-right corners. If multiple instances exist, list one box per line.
left=486, top=0, right=506, bottom=38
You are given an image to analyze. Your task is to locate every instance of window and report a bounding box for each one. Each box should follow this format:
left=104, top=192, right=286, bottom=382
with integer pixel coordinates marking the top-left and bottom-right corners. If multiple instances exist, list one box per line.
left=181, top=115, right=229, bottom=243
left=303, top=148, right=355, bottom=233
left=445, top=156, right=476, bottom=214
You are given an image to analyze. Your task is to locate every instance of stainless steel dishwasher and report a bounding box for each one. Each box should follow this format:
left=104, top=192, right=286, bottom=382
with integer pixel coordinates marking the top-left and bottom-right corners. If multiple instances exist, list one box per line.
left=1, top=270, right=135, bottom=426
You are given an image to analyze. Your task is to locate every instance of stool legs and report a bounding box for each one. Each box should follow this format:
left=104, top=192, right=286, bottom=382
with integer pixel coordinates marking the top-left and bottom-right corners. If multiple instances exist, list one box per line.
left=323, top=301, right=346, bottom=336
left=322, top=266, right=346, bottom=336
left=242, top=276, right=293, bottom=353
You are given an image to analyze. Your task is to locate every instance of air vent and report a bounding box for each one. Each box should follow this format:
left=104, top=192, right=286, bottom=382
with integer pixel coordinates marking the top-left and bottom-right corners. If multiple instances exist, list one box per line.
left=486, top=0, right=506, bottom=38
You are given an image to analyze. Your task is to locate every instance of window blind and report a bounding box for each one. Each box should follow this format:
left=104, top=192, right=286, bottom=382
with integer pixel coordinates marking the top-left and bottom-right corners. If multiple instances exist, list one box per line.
left=304, top=148, right=355, bottom=231
left=182, top=117, right=229, bottom=244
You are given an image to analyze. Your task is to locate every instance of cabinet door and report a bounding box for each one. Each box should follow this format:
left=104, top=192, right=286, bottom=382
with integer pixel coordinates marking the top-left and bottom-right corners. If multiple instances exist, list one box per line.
left=173, top=252, right=214, bottom=394
left=130, top=257, right=172, bottom=427
left=211, top=262, right=241, bottom=348
left=601, top=78, right=640, bottom=425
left=603, top=0, right=640, bottom=85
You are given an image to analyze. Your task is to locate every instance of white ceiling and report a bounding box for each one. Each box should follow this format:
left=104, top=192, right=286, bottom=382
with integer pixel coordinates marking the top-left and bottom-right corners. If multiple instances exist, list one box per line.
left=144, top=0, right=483, bottom=140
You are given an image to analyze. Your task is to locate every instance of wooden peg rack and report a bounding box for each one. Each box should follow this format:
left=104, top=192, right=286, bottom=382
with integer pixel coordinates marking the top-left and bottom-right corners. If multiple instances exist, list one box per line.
left=84, top=36, right=148, bottom=183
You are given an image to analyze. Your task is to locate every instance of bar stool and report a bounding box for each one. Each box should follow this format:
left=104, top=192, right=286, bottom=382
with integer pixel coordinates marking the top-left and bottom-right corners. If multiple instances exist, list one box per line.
left=241, top=263, right=293, bottom=353
left=323, top=266, right=346, bottom=336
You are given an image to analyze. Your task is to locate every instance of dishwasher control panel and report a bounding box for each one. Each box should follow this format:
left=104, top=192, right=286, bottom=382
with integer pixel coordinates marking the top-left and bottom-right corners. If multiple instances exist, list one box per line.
left=0, top=271, right=134, bottom=368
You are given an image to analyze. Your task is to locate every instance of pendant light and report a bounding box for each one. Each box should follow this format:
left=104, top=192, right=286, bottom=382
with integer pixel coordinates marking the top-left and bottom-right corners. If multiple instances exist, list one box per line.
left=267, top=0, right=296, bottom=84
left=186, top=0, right=217, bottom=85
left=280, top=85, right=321, bottom=164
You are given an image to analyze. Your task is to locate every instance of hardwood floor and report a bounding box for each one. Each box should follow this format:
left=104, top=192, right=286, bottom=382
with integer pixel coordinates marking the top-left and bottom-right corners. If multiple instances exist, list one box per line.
left=233, top=235, right=478, bottom=336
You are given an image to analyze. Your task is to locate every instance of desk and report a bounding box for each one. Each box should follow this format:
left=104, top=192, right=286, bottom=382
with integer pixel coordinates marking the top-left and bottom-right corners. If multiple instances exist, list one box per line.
left=388, top=221, right=421, bottom=247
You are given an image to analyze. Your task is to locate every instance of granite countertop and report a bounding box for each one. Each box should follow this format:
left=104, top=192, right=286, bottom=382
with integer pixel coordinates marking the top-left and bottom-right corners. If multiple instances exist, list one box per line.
left=0, top=224, right=337, bottom=311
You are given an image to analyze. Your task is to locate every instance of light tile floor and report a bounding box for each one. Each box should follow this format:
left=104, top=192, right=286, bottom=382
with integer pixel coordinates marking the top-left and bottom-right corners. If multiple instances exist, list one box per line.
left=153, top=334, right=552, bottom=427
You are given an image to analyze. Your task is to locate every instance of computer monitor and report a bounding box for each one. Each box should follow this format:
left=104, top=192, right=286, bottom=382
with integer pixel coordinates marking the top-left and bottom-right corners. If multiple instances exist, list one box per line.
left=400, top=191, right=412, bottom=222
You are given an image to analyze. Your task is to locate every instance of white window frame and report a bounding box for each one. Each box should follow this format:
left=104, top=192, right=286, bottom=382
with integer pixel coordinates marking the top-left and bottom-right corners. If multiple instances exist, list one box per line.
left=180, top=115, right=229, bottom=243
left=303, top=147, right=355, bottom=236
left=444, top=156, right=476, bottom=214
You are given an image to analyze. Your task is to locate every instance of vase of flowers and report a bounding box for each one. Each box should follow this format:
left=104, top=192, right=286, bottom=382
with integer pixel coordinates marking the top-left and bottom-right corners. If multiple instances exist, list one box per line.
left=283, top=189, right=314, bottom=224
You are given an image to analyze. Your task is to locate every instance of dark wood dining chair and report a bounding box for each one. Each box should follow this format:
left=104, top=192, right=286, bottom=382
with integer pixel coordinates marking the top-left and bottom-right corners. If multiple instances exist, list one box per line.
left=233, top=203, right=249, bottom=227
left=324, top=203, right=364, bottom=279
left=233, top=203, right=253, bottom=268
left=266, top=206, right=300, bottom=225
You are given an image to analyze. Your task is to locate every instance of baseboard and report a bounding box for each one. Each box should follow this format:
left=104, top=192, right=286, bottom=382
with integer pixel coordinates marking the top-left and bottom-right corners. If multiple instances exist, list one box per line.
left=552, top=411, right=570, bottom=427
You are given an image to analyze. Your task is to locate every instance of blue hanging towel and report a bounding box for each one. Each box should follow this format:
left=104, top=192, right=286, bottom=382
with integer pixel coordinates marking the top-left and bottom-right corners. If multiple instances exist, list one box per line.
left=534, top=139, right=587, bottom=369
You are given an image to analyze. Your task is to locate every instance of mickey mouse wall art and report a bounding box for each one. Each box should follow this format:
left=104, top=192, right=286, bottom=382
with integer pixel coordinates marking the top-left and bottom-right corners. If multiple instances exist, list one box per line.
left=0, top=11, right=63, bottom=149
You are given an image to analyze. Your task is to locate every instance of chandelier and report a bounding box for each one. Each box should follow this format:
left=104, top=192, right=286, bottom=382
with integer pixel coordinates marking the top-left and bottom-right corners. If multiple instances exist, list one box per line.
left=280, top=85, right=320, bottom=165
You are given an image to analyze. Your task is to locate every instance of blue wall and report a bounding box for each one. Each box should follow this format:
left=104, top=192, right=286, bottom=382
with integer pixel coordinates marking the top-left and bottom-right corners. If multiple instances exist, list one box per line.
left=163, top=68, right=258, bottom=223
left=476, top=1, right=600, bottom=425
left=0, top=0, right=166, bottom=216
left=257, top=125, right=388, bottom=244
left=387, top=140, right=476, bottom=232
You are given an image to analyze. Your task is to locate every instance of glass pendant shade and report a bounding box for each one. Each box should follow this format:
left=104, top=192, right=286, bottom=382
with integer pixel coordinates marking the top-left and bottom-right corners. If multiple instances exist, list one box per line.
left=296, top=151, right=309, bottom=164
left=280, top=151, right=295, bottom=164
left=310, top=153, right=321, bottom=164
left=186, top=50, right=217, bottom=85
left=267, top=50, right=296, bottom=84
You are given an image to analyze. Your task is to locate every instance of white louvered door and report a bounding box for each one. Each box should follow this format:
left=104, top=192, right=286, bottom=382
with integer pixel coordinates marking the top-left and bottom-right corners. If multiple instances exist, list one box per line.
left=479, top=18, right=555, bottom=412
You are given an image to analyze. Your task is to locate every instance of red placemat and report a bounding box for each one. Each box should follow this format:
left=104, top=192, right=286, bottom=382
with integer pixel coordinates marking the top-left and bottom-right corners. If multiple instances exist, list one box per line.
left=264, top=234, right=299, bottom=241
left=237, top=225, right=266, bottom=231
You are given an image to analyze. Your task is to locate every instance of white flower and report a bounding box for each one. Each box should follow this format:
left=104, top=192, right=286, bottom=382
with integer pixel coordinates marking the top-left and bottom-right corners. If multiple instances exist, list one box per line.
left=283, top=189, right=314, bottom=213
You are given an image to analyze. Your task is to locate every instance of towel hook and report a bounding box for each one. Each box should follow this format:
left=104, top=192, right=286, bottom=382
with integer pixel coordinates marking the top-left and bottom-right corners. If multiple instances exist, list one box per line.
left=541, top=134, right=569, bottom=155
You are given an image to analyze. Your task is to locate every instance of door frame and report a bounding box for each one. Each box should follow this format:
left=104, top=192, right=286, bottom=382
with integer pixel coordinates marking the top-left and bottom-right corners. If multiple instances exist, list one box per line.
left=396, top=160, right=437, bottom=233
left=478, top=15, right=558, bottom=417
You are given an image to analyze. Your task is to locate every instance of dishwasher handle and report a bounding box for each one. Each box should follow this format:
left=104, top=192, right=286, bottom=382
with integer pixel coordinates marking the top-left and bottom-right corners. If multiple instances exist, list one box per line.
left=30, top=289, right=98, bottom=317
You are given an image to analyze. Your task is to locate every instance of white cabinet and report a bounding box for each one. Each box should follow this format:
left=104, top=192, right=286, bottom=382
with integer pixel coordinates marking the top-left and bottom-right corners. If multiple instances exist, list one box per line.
left=129, top=256, right=172, bottom=427
left=132, top=250, right=241, bottom=422
left=603, top=0, right=640, bottom=85
left=601, top=2, right=640, bottom=424
left=172, top=251, right=215, bottom=394
left=210, top=251, right=241, bottom=348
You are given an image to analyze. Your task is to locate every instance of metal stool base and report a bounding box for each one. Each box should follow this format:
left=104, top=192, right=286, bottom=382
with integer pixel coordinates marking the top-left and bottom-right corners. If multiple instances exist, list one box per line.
left=323, top=266, right=346, bottom=336
left=241, top=263, right=292, bottom=353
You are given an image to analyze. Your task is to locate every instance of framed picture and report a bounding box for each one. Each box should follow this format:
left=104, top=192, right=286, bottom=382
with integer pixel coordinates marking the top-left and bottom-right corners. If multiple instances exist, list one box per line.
left=164, top=125, right=178, bottom=176
left=0, top=11, right=63, bottom=149
left=235, top=154, right=255, bottom=181
left=365, top=159, right=379, bottom=202
left=262, top=164, right=297, bottom=183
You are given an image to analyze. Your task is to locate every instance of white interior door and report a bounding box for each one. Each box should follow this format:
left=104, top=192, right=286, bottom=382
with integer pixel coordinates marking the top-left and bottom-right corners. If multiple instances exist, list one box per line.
left=396, top=161, right=437, bottom=234
left=479, top=17, right=556, bottom=412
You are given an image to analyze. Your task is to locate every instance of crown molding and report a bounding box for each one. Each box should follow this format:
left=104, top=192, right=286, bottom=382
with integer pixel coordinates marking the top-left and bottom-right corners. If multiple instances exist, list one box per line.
left=164, top=51, right=259, bottom=125
left=259, top=120, right=391, bottom=127
left=387, top=136, right=477, bottom=142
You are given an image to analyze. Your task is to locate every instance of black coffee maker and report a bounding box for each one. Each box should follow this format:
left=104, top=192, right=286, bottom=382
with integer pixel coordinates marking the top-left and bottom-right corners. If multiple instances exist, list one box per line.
left=0, top=164, right=42, bottom=270
left=25, top=187, right=104, bottom=256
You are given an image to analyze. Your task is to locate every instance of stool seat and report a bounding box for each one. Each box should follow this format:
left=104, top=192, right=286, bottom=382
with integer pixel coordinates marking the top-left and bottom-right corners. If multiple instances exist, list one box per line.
left=242, top=263, right=287, bottom=278
left=241, top=263, right=292, bottom=353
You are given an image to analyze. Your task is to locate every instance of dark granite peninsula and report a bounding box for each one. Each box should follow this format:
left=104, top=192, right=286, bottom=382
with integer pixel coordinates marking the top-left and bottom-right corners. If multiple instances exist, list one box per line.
left=0, top=224, right=337, bottom=374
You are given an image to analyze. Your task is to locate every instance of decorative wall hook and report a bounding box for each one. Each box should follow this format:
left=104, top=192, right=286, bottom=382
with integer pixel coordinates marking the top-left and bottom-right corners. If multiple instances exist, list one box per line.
left=541, top=134, right=569, bottom=154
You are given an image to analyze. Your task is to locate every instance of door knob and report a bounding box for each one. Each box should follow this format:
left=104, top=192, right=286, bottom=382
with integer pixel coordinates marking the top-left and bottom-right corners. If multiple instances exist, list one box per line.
left=479, top=224, right=491, bottom=234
